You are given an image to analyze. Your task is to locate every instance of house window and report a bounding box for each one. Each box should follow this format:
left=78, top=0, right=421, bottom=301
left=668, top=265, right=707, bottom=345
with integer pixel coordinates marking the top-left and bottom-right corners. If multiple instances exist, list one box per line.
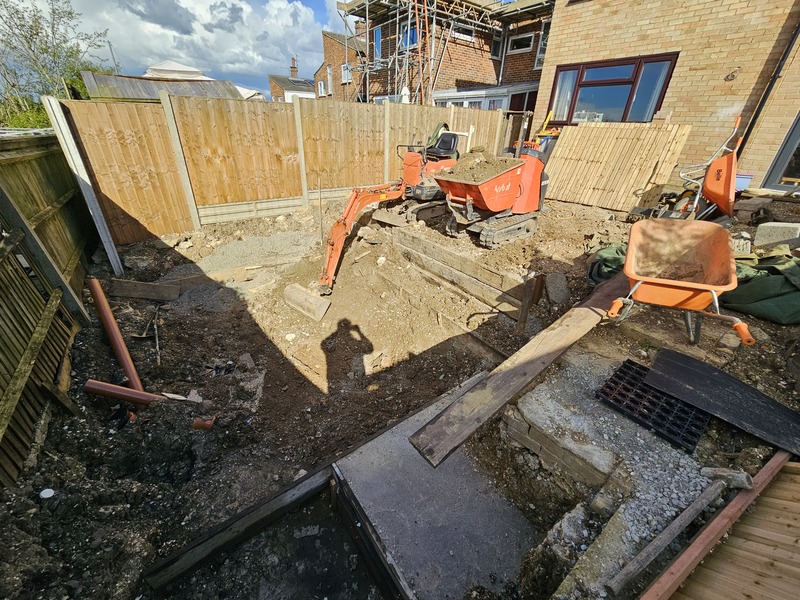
left=374, top=28, right=381, bottom=59
left=548, top=53, right=678, bottom=125
left=490, top=35, right=503, bottom=60
left=487, top=98, right=504, bottom=111
left=341, top=64, right=352, bottom=84
left=507, top=32, right=534, bottom=55
left=453, top=26, right=474, bottom=42
left=764, top=112, right=800, bottom=190
left=318, top=80, right=326, bottom=97
left=400, top=23, right=418, bottom=49
left=535, top=20, right=550, bottom=70
left=327, top=65, right=333, bottom=95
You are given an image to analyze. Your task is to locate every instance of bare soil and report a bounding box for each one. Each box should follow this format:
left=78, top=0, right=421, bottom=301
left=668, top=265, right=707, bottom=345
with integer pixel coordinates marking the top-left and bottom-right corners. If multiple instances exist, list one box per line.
left=2, top=194, right=799, bottom=600
left=437, top=150, right=523, bottom=183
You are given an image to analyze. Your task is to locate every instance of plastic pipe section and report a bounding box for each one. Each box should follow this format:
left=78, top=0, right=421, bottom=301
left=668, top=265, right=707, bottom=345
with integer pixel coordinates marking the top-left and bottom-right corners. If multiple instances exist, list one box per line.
left=86, top=277, right=144, bottom=391
left=84, top=379, right=163, bottom=406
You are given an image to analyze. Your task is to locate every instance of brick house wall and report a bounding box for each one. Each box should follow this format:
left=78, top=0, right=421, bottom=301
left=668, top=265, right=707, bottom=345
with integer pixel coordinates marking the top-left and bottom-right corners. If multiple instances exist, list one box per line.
left=314, top=33, right=366, bottom=102
left=532, top=0, right=800, bottom=186
left=739, top=35, right=800, bottom=187
left=366, top=16, right=548, bottom=100
left=268, top=77, right=285, bottom=102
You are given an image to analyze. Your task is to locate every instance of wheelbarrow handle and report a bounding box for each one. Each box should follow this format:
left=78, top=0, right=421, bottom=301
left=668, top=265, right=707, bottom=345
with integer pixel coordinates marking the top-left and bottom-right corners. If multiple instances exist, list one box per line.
left=607, top=299, right=624, bottom=318
left=733, top=322, right=756, bottom=346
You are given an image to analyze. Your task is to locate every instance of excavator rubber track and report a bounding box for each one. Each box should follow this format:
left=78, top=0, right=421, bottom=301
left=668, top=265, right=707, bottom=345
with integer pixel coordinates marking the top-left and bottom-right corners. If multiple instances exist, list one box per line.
left=466, top=213, right=538, bottom=248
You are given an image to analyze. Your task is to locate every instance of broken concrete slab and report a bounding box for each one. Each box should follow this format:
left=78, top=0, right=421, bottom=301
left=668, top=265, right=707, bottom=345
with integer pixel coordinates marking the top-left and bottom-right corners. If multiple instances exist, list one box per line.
left=336, top=374, right=538, bottom=599
left=753, top=221, right=800, bottom=247
left=733, top=196, right=772, bottom=212
left=516, top=384, right=620, bottom=487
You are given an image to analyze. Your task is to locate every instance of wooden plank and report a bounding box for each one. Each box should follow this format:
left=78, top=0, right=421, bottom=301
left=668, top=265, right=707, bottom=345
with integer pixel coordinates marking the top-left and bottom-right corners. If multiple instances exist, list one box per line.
left=27, top=189, right=75, bottom=229
left=0, top=289, right=61, bottom=439
left=0, top=229, right=24, bottom=262
left=711, top=544, right=800, bottom=592
left=392, top=228, right=525, bottom=299
left=734, top=522, right=800, bottom=553
left=724, top=534, right=800, bottom=569
left=397, top=245, right=521, bottom=319
left=108, top=279, right=181, bottom=302
left=409, top=273, right=629, bottom=467
left=781, top=461, right=800, bottom=475
left=644, top=349, right=800, bottom=455
left=605, top=479, right=727, bottom=595
left=755, top=495, right=800, bottom=514
left=143, top=467, right=332, bottom=589
left=682, top=564, right=788, bottom=600
left=159, top=91, right=201, bottom=230
left=41, top=96, right=124, bottom=276
left=0, top=186, right=89, bottom=325
left=641, top=450, right=792, bottom=600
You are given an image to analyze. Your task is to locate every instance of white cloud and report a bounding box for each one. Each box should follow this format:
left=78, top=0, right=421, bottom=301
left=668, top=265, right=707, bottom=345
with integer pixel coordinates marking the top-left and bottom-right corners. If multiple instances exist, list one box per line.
left=70, top=0, right=335, bottom=92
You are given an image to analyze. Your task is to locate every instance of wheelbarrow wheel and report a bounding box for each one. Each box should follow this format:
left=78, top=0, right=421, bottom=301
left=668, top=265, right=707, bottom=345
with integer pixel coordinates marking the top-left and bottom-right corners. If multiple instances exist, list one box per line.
left=674, top=194, right=710, bottom=220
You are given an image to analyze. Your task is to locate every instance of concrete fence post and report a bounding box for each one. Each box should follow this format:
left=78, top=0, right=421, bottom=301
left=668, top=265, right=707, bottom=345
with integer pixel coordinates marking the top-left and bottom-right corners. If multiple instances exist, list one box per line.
left=292, top=96, right=310, bottom=208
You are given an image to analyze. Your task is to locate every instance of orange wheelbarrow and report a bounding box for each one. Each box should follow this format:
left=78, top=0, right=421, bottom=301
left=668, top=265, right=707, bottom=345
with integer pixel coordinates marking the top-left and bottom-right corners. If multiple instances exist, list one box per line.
left=607, top=219, right=755, bottom=346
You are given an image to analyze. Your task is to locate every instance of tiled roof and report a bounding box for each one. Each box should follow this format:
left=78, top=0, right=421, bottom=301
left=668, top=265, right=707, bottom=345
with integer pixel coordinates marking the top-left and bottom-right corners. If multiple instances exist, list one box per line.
left=323, top=30, right=367, bottom=54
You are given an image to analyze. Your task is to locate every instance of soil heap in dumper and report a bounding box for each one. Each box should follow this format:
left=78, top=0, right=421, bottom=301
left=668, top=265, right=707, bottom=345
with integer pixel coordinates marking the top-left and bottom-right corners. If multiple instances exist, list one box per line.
left=435, top=147, right=548, bottom=248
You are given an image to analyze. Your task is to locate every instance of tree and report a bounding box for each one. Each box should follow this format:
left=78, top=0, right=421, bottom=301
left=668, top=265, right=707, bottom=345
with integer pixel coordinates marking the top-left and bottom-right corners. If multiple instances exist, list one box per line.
left=0, top=0, right=108, bottom=127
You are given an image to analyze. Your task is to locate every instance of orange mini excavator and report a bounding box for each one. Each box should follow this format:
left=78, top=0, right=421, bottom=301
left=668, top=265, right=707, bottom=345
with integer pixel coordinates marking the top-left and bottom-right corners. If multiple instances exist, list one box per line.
left=316, top=125, right=461, bottom=295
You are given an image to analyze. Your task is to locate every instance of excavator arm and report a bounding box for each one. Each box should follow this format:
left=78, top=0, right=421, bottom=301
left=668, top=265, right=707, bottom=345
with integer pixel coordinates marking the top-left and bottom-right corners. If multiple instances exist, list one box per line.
left=318, top=181, right=406, bottom=294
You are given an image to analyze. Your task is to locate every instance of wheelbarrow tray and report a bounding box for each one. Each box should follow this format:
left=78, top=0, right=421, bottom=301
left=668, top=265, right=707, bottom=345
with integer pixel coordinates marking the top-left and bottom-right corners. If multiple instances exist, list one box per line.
left=434, top=159, right=524, bottom=213
left=623, top=219, right=737, bottom=311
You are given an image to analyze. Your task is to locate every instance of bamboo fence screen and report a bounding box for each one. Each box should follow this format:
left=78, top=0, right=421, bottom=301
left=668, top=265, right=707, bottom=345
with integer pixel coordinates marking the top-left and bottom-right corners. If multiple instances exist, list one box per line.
left=544, top=122, right=692, bottom=211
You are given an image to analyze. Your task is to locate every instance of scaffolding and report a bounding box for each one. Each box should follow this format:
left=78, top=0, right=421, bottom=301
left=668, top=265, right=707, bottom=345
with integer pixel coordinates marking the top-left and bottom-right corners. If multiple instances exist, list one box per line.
left=339, top=0, right=551, bottom=104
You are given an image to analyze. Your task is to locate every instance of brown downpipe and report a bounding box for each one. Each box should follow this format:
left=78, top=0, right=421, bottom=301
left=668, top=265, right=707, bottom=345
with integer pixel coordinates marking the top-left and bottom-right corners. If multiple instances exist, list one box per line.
left=86, top=277, right=144, bottom=391
left=640, top=450, right=793, bottom=599
left=84, top=379, right=163, bottom=406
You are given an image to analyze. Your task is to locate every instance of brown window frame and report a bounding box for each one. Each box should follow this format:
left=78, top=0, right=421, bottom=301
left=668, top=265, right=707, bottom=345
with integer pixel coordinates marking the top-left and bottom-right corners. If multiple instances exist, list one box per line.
left=546, top=52, right=678, bottom=126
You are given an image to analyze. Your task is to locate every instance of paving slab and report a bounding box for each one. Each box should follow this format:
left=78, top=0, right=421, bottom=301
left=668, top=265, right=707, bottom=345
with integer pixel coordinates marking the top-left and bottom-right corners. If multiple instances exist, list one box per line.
left=337, top=377, right=538, bottom=599
left=753, top=222, right=800, bottom=246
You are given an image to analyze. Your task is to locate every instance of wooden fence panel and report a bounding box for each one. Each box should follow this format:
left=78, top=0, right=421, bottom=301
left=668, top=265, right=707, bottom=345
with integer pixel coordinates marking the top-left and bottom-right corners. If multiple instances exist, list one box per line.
left=0, top=135, right=93, bottom=297
left=450, top=107, right=502, bottom=152
left=300, top=99, right=385, bottom=189
left=544, top=122, right=692, bottom=211
left=387, top=103, right=450, bottom=180
left=0, top=235, right=74, bottom=487
left=62, top=100, right=194, bottom=244
left=171, top=96, right=302, bottom=208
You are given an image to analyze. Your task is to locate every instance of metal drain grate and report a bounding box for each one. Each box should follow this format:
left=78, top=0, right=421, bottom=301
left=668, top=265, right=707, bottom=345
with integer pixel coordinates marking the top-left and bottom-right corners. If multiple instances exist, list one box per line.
left=596, top=359, right=711, bottom=453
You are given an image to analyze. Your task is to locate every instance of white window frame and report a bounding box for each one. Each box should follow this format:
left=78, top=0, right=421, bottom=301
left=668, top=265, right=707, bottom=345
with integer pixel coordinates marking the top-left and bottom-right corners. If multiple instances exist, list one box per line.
left=507, top=32, right=534, bottom=55
left=341, top=63, right=352, bottom=84
left=452, top=26, right=474, bottom=42
left=535, top=20, right=550, bottom=70
left=318, top=80, right=326, bottom=97
left=490, top=35, right=503, bottom=61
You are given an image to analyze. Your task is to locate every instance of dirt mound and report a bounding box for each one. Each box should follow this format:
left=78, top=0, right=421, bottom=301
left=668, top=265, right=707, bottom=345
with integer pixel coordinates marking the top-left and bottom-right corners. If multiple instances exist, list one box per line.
left=439, top=149, right=523, bottom=184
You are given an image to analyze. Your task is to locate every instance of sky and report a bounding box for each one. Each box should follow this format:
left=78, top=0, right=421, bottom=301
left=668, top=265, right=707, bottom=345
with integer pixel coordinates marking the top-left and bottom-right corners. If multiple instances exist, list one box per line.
left=70, top=0, right=350, bottom=97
